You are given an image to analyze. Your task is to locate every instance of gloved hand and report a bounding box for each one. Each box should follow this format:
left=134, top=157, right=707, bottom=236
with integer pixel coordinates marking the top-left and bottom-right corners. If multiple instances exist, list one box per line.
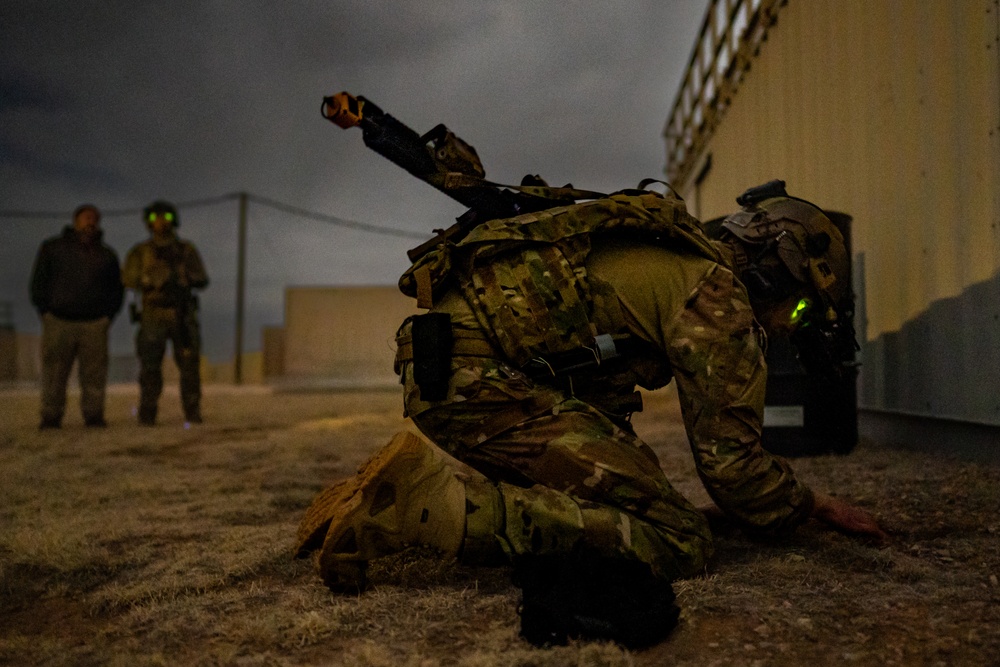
left=811, top=492, right=889, bottom=545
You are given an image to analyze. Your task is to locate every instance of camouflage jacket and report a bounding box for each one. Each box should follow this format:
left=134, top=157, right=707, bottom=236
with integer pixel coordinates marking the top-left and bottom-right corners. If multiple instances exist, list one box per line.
left=123, top=235, right=208, bottom=309
left=398, top=191, right=814, bottom=534
left=588, top=242, right=815, bottom=533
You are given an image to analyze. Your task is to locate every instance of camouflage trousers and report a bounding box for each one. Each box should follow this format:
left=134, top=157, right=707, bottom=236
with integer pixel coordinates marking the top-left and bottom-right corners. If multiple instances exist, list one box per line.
left=136, top=306, right=201, bottom=421
left=40, top=313, right=110, bottom=424
left=399, top=352, right=713, bottom=582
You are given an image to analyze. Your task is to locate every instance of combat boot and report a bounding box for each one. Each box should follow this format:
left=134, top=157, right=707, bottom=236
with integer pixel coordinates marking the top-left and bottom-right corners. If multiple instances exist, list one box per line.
left=84, top=415, right=107, bottom=428
left=296, top=431, right=500, bottom=593
left=515, top=548, right=681, bottom=649
left=184, top=406, right=202, bottom=424
left=138, top=404, right=157, bottom=426
left=39, top=416, right=62, bottom=430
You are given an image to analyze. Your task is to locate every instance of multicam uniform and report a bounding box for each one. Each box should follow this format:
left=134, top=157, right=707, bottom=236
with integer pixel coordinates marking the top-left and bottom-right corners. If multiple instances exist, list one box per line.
left=394, top=191, right=814, bottom=581
left=122, top=235, right=208, bottom=423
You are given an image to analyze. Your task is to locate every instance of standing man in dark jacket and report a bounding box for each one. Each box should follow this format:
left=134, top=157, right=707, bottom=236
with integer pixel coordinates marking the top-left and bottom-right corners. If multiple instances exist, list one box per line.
left=123, top=201, right=209, bottom=425
left=30, top=204, right=124, bottom=429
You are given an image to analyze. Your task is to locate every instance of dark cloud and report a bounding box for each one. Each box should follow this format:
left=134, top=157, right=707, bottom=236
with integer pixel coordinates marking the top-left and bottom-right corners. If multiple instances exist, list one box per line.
left=251, top=3, right=500, bottom=66
left=0, top=72, right=62, bottom=113
left=0, top=138, right=126, bottom=188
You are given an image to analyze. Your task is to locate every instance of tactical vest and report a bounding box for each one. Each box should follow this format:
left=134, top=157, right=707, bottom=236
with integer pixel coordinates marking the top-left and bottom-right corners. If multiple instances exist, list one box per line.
left=133, top=240, right=196, bottom=308
left=398, top=191, right=722, bottom=367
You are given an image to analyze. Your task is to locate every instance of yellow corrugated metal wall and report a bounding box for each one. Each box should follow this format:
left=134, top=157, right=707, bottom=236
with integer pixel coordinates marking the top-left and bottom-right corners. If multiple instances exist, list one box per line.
left=680, top=0, right=1000, bottom=423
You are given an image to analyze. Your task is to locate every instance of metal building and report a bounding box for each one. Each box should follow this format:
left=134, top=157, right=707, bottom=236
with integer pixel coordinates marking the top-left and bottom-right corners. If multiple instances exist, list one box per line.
left=665, top=0, right=1000, bottom=456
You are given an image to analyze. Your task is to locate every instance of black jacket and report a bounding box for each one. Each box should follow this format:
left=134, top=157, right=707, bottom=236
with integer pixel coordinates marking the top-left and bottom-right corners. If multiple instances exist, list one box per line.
left=30, top=227, right=124, bottom=321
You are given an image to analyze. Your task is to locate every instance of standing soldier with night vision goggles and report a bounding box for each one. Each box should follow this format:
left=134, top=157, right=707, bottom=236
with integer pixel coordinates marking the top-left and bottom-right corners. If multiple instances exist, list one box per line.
left=297, top=93, right=886, bottom=649
left=123, top=201, right=209, bottom=425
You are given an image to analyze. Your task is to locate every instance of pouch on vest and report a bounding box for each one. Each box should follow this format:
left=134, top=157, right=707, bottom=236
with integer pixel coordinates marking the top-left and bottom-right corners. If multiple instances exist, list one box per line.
left=411, top=313, right=453, bottom=402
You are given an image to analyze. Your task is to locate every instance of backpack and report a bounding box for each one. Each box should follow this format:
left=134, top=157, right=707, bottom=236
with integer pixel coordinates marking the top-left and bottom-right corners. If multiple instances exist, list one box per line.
left=399, top=190, right=721, bottom=366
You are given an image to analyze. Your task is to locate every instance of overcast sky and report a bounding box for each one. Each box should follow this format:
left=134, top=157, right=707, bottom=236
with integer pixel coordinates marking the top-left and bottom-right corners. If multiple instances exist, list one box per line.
left=1, top=1, right=708, bottom=360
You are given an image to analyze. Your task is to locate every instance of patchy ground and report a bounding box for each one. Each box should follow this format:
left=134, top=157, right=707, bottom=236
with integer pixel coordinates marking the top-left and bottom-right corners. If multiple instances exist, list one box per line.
left=1, top=383, right=998, bottom=666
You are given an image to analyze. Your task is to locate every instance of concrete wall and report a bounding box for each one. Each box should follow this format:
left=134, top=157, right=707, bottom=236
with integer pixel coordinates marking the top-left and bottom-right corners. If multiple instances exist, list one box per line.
left=281, top=286, right=418, bottom=386
left=208, top=351, right=263, bottom=385
left=0, top=328, right=16, bottom=381
left=0, top=332, right=42, bottom=383
left=261, top=326, right=285, bottom=378
left=675, top=0, right=1000, bottom=429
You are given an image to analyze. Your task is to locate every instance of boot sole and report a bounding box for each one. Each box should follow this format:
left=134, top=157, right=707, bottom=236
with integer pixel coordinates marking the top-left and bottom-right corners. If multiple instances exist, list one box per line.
left=302, top=431, right=462, bottom=593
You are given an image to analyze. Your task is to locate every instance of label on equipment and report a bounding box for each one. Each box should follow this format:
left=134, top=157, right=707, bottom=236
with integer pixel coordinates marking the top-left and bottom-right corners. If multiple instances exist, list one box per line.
left=763, top=405, right=805, bottom=427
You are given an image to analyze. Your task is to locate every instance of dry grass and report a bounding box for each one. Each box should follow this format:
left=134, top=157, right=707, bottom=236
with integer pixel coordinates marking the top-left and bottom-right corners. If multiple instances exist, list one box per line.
left=1, top=384, right=998, bottom=666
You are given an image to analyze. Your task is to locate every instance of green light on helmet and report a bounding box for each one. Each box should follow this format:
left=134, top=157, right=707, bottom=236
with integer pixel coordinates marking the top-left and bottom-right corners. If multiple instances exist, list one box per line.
left=148, top=210, right=175, bottom=224
left=789, top=298, right=811, bottom=326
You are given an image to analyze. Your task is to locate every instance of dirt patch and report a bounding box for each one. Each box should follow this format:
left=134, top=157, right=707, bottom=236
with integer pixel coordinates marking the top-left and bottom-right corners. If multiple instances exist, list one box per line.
left=1, top=385, right=998, bottom=665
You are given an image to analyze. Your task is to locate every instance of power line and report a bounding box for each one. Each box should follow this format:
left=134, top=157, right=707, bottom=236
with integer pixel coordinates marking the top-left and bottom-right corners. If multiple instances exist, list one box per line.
left=0, top=192, right=429, bottom=240
left=246, top=194, right=426, bottom=240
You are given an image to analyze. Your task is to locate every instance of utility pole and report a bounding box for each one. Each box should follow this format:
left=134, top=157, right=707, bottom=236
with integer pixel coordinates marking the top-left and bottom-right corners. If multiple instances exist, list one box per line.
left=234, top=192, right=247, bottom=385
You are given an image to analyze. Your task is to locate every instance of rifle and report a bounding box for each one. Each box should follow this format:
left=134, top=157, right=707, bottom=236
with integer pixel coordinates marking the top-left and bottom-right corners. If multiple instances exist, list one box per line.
left=142, top=243, right=196, bottom=348
left=320, top=92, right=605, bottom=261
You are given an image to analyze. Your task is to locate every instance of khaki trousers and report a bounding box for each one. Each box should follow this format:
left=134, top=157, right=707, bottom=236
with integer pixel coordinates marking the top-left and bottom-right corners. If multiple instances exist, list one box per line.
left=40, top=314, right=110, bottom=423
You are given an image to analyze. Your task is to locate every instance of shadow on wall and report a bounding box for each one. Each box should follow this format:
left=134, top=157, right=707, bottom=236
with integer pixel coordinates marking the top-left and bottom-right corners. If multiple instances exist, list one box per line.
left=860, top=266, right=1000, bottom=427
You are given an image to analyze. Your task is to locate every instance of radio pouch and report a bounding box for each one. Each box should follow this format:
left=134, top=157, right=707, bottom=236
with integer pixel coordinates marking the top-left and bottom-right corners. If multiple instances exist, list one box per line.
left=411, top=312, right=453, bottom=402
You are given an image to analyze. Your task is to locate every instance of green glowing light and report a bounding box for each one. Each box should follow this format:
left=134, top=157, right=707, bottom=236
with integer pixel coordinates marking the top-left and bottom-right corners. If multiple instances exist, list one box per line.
left=165, top=212, right=174, bottom=222
left=789, top=298, right=811, bottom=325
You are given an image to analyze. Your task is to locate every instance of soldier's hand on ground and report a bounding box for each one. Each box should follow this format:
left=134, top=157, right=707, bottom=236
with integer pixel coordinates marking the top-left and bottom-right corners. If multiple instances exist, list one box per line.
left=811, top=492, right=889, bottom=545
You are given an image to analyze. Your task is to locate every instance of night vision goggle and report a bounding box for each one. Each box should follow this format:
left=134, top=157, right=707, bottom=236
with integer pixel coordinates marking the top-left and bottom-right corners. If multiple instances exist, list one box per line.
left=787, top=297, right=843, bottom=332
left=148, top=211, right=175, bottom=223
left=789, top=297, right=811, bottom=327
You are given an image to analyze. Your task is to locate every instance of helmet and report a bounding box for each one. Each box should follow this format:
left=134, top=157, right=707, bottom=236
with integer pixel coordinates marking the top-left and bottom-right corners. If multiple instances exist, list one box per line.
left=720, top=180, right=850, bottom=323
left=721, top=180, right=858, bottom=381
left=143, top=200, right=179, bottom=228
